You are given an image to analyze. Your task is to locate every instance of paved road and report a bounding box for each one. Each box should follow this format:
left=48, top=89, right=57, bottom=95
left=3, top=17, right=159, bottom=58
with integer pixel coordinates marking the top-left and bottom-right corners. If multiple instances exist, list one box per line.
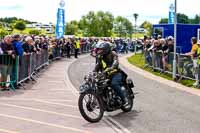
left=68, top=55, right=200, bottom=133
left=0, top=57, right=117, bottom=133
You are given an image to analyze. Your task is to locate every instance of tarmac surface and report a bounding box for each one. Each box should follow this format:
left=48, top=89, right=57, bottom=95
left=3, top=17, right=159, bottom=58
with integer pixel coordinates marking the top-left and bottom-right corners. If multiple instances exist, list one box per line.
left=1, top=54, right=200, bottom=133
left=69, top=54, right=200, bottom=133
left=0, top=56, right=118, bottom=133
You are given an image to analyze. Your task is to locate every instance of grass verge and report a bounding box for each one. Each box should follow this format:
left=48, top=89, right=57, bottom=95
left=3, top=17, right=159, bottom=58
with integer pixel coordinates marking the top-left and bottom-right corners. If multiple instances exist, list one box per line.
left=127, top=54, right=196, bottom=88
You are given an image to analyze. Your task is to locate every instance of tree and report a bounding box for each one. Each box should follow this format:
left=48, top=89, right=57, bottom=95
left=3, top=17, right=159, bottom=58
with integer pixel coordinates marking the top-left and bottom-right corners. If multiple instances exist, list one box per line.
left=79, top=11, right=99, bottom=36
left=0, top=29, right=9, bottom=39
left=0, top=17, right=34, bottom=24
left=190, top=14, right=200, bottom=24
left=114, top=16, right=133, bottom=38
left=140, top=21, right=153, bottom=36
left=14, top=21, right=26, bottom=32
left=0, top=23, right=3, bottom=29
left=65, top=20, right=79, bottom=35
left=159, top=13, right=190, bottom=24
left=133, top=13, right=139, bottom=34
left=79, top=11, right=114, bottom=37
left=96, top=11, right=114, bottom=37
left=29, top=29, right=41, bottom=35
left=159, top=18, right=168, bottom=24
left=177, top=13, right=189, bottom=24
left=124, top=19, right=133, bottom=38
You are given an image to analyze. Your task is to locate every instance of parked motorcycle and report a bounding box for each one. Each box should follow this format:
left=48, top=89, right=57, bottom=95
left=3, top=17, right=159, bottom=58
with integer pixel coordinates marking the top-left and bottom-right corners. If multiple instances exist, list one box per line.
left=78, top=72, right=135, bottom=123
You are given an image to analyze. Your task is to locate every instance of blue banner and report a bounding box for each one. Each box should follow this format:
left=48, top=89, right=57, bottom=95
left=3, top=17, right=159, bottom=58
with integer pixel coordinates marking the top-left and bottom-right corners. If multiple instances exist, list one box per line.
left=56, top=8, right=65, bottom=38
left=168, top=4, right=175, bottom=24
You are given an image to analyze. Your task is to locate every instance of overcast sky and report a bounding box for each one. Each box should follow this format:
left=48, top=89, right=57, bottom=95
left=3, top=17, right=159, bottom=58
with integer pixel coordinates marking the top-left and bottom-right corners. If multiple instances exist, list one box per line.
left=0, top=0, right=200, bottom=25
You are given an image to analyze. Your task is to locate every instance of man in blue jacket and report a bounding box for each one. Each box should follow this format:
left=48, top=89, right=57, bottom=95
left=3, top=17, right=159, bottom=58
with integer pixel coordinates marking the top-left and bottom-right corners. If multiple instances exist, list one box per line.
left=12, top=34, right=23, bottom=57
left=11, top=34, right=24, bottom=89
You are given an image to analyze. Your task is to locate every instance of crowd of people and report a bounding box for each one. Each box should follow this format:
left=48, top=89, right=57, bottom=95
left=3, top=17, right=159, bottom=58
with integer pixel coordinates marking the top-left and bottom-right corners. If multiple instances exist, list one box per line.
left=1, top=33, right=200, bottom=91
left=0, top=35, right=89, bottom=91
left=143, top=35, right=174, bottom=71
left=0, top=35, right=133, bottom=91
left=142, top=35, right=200, bottom=87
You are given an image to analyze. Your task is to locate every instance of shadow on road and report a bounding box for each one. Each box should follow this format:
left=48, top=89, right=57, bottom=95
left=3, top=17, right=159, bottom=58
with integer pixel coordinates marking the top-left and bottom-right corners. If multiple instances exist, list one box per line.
left=109, top=110, right=141, bottom=127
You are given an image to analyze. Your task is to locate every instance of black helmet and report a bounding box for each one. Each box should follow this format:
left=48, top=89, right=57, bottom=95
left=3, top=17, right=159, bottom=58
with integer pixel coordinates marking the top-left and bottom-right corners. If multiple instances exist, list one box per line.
left=96, top=42, right=111, bottom=55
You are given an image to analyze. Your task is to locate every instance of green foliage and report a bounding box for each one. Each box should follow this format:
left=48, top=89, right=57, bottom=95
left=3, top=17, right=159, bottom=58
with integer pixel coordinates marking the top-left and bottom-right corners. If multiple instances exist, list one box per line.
left=79, top=11, right=114, bottom=37
left=65, top=20, right=79, bottom=35
left=29, top=29, right=41, bottom=35
left=177, top=13, right=189, bottom=24
left=14, top=21, right=26, bottom=32
left=133, top=13, right=139, bottom=23
left=0, top=17, right=34, bottom=24
left=114, top=16, right=133, bottom=38
left=140, top=21, right=153, bottom=36
left=159, top=18, right=168, bottom=24
left=190, top=15, right=200, bottom=24
left=0, top=29, right=9, bottom=39
left=159, top=14, right=200, bottom=24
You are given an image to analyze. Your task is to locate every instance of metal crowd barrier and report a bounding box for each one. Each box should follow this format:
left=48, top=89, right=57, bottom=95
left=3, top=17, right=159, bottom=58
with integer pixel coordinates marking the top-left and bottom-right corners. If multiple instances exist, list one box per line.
left=53, top=47, right=61, bottom=59
left=0, top=46, right=91, bottom=91
left=80, top=43, right=92, bottom=54
left=18, top=50, right=49, bottom=84
left=0, top=54, right=18, bottom=90
left=144, top=51, right=196, bottom=80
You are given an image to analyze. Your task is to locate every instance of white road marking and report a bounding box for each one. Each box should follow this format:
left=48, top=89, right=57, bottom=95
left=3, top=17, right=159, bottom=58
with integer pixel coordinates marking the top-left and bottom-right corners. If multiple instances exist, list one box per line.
left=0, top=113, right=91, bottom=133
left=34, top=99, right=77, bottom=108
left=105, top=116, right=131, bottom=133
left=0, top=103, right=82, bottom=119
left=0, top=128, right=20, bottom=133
left=102, top=118, right=124, bottom=133
left=0, top=98, right=74, bottom=102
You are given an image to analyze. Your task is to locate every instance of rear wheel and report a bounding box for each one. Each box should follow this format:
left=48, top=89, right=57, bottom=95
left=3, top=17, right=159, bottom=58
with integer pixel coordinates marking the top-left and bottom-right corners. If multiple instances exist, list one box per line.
left=78, top=92, right=104, bottom=123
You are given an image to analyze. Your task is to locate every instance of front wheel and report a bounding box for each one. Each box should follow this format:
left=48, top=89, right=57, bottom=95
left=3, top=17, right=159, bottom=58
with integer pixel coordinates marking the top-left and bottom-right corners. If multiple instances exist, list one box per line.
left=78, top=92, right=104, bottom=123
left=121, top=92, right=134, bottom=112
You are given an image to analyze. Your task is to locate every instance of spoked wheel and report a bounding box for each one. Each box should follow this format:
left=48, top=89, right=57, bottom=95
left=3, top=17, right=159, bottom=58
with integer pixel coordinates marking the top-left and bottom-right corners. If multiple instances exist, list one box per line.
left=78, top=92, right=104, bottom=123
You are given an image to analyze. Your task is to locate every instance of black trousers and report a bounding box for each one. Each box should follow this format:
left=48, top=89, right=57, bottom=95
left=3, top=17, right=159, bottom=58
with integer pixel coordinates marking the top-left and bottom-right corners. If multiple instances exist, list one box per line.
left=74, top=49, right=79, bottom=58
left=66, top=48, right=71, bottom=58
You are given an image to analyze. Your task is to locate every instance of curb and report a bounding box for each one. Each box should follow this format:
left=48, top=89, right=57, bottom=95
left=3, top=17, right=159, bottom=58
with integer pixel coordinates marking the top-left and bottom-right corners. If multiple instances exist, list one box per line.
left=119, top=54, right=200, bottom=97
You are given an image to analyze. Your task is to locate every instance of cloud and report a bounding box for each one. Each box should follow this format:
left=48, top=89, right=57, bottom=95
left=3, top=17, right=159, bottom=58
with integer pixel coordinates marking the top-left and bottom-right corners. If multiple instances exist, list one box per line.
left=0, top=5, right=23, bottom=10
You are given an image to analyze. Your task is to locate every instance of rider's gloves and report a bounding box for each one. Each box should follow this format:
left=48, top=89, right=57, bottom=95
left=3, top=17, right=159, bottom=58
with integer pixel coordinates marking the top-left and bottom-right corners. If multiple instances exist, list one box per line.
left=104, top=67, right=113, bottom=73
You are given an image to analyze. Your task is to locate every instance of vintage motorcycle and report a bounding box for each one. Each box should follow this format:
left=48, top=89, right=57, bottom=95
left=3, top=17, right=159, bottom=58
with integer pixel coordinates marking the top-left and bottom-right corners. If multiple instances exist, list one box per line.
left=78, top=71, right=135, bottom=123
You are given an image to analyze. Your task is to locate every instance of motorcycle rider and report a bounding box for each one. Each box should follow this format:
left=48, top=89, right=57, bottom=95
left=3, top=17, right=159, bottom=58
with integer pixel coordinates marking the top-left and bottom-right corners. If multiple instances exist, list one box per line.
left=93, top=41, right=128, bottom=106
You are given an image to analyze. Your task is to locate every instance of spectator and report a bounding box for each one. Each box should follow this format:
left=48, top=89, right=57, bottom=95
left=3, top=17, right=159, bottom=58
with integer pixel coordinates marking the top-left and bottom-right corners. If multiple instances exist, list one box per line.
left=48, top=40, right=55, bottom=60
left=0, top=44, right=3, bottom=86
left=162, top=36, right=174, bottom=72
left=144, top=38, right=152, bottom=66
left=66, top=39, right=72, bottom=58
left=0, top=35, right=15, bottom=91
left=22, top=36, right=36, bottom=54
left=196, top=40, right=200, bottom=86
left=0, top=43, right=3, bottom=54
left=153, top=40, right=163, bottom=69
left=34, top=36, right=41, bottom=52
left=185, top=37, right=199, bottom=86
left=12, top=34, right=24, bottom=57
left=42, top=37, right=49, bottom=50
left=11, top=34, right=24, bottom=89
left=74, top=39, right=80, bottom=58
